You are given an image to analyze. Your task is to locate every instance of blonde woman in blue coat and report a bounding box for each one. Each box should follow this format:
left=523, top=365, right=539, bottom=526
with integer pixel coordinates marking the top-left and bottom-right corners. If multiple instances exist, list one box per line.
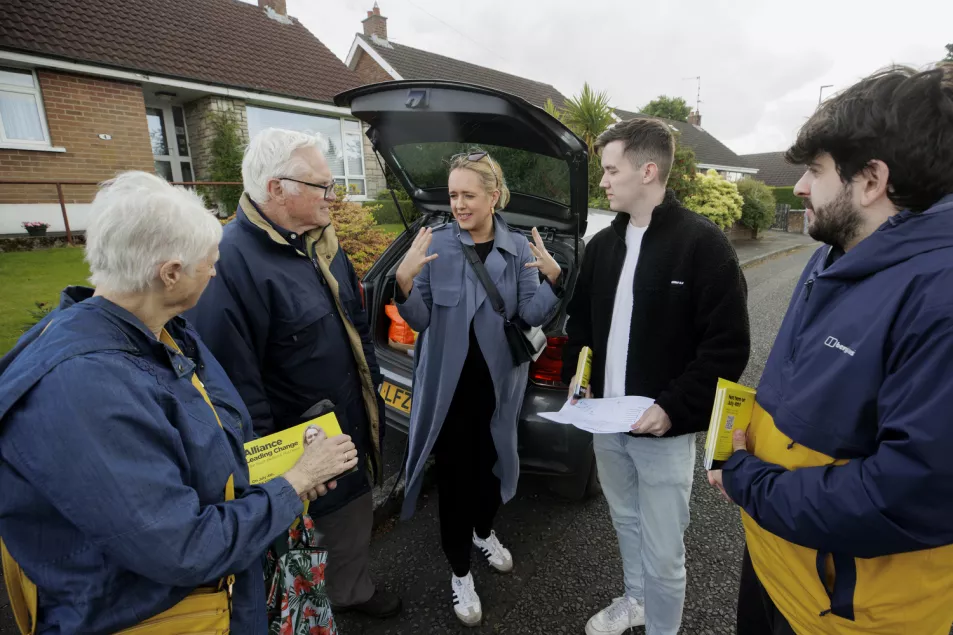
left=396, top=150, right=562, bottom=626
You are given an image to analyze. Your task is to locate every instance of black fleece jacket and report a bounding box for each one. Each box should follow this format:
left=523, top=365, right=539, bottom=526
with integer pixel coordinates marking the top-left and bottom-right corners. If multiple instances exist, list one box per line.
left=562, top=190, right=751, bottom=437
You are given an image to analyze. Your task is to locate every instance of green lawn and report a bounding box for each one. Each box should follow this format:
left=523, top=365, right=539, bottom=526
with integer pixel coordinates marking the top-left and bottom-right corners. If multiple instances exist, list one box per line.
left=0, top=247, right=91, bottom=355
left=0, top=228, right=404, bottom=356
left=377, top=223, right=406, bottom=236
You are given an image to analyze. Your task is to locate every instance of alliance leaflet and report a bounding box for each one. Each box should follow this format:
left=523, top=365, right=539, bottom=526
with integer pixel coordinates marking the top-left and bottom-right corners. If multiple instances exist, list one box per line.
left=704, top=379, right=757, bottom=470
left=244, top=412, right=345, bottom=485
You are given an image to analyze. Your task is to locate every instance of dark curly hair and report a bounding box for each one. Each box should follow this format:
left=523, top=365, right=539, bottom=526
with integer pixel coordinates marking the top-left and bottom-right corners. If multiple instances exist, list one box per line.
left=785, top=64, right=953, bottom=213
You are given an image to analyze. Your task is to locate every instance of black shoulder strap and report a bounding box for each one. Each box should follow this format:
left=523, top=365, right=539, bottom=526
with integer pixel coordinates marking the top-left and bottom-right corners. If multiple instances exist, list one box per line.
left=462, top=244, right=506, bottom=318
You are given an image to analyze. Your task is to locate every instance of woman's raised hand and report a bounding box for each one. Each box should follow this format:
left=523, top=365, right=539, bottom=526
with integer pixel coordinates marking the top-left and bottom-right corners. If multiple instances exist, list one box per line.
left=396, top=227, right=439, bottom=296
left=525, top=227, right=562, bottom=284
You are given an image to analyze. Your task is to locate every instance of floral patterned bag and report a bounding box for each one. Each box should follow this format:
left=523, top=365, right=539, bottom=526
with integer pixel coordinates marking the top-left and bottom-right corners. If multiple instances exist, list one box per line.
left=266, top=514, right=337, bottom=635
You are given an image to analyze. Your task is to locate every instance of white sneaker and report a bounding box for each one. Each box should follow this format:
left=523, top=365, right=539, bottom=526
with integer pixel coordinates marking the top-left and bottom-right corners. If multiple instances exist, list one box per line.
left=472, top=530, right=514, bottom=573
left=451, top=572, right=482, bottom=627
left=585, top=596, right=645, bottom=635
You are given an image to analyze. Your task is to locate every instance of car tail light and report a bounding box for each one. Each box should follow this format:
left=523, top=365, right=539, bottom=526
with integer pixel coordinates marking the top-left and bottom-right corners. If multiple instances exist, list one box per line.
left=358, top=281, right=366, bottom=310
left=530, top=335, right=568, bottom=387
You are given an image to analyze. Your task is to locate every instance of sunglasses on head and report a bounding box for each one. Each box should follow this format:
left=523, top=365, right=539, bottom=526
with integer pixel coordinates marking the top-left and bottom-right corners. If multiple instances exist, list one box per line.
left=453, top=151, right=488, bottom=163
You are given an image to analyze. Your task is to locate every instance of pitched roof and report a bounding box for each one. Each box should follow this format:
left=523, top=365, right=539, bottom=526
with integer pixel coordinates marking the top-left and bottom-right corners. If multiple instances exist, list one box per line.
left=740, top=152, right=805, bottom=187
left=612, top=108, right=751, bottom=171
left=0, top=0, right=361, bottom=104
left=354, top=34, right=568, bottom=109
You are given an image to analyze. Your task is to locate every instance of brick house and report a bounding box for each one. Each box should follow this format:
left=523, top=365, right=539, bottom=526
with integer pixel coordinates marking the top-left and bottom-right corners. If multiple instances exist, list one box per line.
left=345, top=4, right=569, bottom=108
left=0, top=0, right=387, bottom=235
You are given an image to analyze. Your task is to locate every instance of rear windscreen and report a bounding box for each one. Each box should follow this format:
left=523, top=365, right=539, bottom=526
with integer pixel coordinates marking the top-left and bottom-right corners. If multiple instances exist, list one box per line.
left=392, top=142, right=571, bottom=205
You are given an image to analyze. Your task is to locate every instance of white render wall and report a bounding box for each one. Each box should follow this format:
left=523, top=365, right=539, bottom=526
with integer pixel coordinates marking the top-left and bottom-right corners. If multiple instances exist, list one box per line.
left=0, top=203, right=93, bottom=235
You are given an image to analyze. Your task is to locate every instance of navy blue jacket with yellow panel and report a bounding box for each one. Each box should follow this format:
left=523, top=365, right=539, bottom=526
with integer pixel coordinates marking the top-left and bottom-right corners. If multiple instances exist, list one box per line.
left=723, top=194, right=953, bottom=634
left=186, top=195, right=385, bottom=517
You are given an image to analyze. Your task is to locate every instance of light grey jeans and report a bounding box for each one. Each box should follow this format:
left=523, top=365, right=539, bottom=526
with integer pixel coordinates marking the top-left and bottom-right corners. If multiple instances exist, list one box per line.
left=594, top=432, right=696, bottom=635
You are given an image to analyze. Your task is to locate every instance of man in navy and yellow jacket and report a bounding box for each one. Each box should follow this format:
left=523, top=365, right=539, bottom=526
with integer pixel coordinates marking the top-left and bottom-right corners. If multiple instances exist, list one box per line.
left=708, top=65, right=953, bottom=634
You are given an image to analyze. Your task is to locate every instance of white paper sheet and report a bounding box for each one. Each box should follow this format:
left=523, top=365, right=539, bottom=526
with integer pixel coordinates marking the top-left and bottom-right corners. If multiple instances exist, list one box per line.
left=539, top=396, right=655, bottom=433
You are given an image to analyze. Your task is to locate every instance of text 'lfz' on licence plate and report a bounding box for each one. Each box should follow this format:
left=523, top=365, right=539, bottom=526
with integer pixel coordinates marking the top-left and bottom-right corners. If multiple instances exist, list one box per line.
left=380, top=381, right=412, bottom=415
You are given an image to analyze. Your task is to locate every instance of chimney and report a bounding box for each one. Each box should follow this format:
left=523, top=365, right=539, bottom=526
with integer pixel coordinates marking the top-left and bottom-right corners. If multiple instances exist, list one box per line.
left=362, top=2, right=388, bottom=40
left=687, top=110, right=702, bottom=126
left=258, top=0, right=286, bottom=16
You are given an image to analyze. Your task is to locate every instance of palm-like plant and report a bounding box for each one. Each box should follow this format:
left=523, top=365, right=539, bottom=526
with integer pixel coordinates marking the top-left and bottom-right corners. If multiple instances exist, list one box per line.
left=560, top=83, right=616, bottom=152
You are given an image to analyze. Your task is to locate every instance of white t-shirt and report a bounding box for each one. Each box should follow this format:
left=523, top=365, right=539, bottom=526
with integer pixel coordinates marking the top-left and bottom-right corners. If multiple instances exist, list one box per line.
left=603, top=222, right=648, bottom=398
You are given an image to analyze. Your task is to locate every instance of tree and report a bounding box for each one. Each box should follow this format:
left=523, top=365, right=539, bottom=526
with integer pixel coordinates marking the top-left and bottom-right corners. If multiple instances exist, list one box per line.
left=736, top=178, right=777, bottom=237
left=640, top=95, right=692, bottom=122
left=558, top=84, right=617, bottom=199
left=945, top=42, right=953, bottom=62
left=543, top=98, right=566, bottom=123
left=204, top=112, right=244, bottom=216
left=669, top=142, right=699, bottom=203
left=684, top=169, right=744, bottom=230
left=560, top=83, right=616, bottom=151
left=329, top=186, right=395, bottom=278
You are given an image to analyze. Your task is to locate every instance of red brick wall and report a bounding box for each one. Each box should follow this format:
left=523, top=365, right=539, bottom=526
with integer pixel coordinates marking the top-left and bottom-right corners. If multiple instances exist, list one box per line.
left=0, top=70, right=155, bottom=204
left=353, top=50, right=395, bottom=85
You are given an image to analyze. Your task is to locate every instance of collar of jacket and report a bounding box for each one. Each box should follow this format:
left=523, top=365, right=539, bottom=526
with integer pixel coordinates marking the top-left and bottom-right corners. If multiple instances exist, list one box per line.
left=610, top=189, right=681, bottom=239
left=237, top=193, right=339, bottom=262
left=85, top=296, right=199, bottom=379
left=454, top=213, right=519, bottom=254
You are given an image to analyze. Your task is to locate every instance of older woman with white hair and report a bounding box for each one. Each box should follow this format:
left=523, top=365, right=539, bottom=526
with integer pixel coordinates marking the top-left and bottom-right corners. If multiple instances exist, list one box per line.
left=0, top=171, right=357, bottom=634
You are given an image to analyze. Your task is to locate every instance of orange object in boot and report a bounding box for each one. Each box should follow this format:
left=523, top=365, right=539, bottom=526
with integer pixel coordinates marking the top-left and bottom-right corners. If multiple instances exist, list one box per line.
left=385, top=301, right=417, bottom=347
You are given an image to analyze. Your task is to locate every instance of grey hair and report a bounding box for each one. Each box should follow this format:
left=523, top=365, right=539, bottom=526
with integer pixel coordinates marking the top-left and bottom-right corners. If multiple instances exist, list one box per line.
left=242, top=127, right=330, bottom=203
left=84, top=171, right=223, bottom=294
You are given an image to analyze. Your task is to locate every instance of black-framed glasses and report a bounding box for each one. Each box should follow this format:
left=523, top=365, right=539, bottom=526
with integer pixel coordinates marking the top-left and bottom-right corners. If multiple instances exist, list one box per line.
left=276, top=176, right=336, bottom=200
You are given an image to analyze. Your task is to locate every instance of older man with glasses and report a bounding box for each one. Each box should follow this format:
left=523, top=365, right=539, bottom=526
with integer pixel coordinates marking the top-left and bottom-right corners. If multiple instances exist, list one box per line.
left=187, top=127, right=401, bottom=619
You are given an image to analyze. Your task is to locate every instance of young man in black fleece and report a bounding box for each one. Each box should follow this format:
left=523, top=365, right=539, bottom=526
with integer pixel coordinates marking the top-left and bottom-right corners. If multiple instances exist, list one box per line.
left=563, top=118, right=750, bottom=635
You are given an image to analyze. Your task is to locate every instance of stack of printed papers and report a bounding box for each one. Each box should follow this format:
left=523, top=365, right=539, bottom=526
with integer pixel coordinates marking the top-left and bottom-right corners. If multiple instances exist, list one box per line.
left=539, top=396, right=655, bottom=434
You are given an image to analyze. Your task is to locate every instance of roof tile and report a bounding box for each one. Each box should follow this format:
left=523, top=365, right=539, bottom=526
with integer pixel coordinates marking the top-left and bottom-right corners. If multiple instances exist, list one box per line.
left=740, top=152, right=805, bottom=187
left=357, top=34, right=567, bottom=109
left=0, top=0, right=361, bottom=103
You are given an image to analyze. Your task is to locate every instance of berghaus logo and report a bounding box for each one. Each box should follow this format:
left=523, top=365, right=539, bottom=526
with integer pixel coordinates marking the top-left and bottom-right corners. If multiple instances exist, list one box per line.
left=824, top=336, right=856, bottom=357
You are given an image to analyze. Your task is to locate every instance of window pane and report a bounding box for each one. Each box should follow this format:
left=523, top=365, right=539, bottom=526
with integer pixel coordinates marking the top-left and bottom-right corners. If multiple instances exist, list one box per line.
left=343, top=119, right=361, bottom=133
left=181, top=162, right=194, bottom=182
left=0, top=68, right=35, bottom=88
left=155, top=161, right=173, bottom=182
left=392, top=142, right=571, bottom=205
left=146, top=107, right=169, bottom=156
left=344, top=132, right=364, bottom=177
left=246, top=106, right=350, bottom=178
left=172, top=107, right=189, bottom=157
left=0, top=90, right=45, bottom=141
left=346, top=180, right=365, bottom=196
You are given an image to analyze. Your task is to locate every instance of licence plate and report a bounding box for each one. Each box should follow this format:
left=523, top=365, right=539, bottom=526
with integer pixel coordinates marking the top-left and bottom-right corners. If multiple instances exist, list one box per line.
left=380, top=381, right=412, bottom=415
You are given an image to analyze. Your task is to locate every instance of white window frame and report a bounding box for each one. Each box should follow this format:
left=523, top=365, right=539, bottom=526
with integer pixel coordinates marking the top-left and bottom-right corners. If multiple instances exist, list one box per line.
left=245, top=104, right=368, bottom=201
left=144, top=101, right=193, bottom=183
left=339, top=118, right=366, bottom=200
left=0, top=66, right=64, bottom=152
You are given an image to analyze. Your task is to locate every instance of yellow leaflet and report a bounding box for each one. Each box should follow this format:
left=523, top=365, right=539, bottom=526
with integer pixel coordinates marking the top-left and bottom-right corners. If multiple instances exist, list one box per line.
left=704, top=378, right=757, bottom=469
left=244, top=412, right=344, bottom=485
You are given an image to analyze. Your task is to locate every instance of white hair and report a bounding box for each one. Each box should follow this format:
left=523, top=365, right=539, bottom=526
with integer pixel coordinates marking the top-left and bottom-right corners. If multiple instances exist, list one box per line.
left=84, top=171, right=223, bottom=294
left=242, top=127, right=330, bottom=203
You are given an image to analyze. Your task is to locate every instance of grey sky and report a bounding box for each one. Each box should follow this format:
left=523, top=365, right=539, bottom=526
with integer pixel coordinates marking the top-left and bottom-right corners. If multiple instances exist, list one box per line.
left=274, top=0, right=951, bottom=155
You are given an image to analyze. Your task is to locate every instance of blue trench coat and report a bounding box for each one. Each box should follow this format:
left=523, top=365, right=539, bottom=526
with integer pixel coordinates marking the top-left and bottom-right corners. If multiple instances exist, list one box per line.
left=398, top=215, right=560, bottom=519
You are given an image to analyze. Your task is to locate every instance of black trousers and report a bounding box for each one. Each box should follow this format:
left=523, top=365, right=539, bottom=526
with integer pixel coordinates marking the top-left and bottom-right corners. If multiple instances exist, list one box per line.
left=434, top=329, right=501, bottom=578
left=737, top=546, right=797, bottom=635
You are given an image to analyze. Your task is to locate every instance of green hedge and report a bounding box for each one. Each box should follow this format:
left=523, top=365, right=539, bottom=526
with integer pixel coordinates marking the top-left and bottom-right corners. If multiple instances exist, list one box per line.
left=771, top=186, right=803, bottom=209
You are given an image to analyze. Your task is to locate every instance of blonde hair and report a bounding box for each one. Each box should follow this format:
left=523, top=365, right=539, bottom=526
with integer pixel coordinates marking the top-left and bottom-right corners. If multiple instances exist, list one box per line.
left=448, top=149, right=511, bottom=210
